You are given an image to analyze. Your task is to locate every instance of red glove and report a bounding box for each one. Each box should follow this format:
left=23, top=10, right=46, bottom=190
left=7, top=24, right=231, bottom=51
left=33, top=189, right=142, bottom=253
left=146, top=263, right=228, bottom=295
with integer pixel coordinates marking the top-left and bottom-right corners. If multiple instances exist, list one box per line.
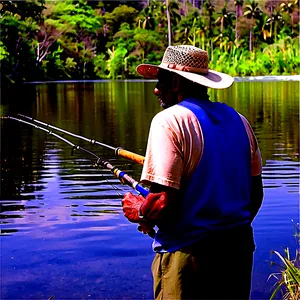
left=140, top=191, right=168, bottom=221
left=122, top=192, right=144, bottom=223
left=122, top=191, right=170, bottom=223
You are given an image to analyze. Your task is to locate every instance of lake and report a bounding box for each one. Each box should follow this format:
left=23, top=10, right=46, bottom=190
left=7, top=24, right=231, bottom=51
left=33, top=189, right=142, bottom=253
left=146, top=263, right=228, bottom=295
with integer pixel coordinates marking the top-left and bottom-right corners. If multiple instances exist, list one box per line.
left=1, top=79, right=299, bottom=300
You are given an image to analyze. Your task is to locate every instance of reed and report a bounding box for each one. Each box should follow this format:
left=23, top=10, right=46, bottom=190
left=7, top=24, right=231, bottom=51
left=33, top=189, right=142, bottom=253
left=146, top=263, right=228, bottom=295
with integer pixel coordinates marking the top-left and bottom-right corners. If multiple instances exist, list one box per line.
left=269, top=223, right=300, bottom=300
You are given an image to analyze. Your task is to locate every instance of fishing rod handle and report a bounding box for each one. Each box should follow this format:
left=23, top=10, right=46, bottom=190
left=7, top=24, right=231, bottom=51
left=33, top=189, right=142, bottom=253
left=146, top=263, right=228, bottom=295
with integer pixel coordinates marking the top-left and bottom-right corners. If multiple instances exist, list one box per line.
left=134, top=183, right=149, bottom=198
left=112, top=167, right=154, bottom=238
left=113, top=169, right=149, bottom=198
left=115, top=148, right=145, bottom=165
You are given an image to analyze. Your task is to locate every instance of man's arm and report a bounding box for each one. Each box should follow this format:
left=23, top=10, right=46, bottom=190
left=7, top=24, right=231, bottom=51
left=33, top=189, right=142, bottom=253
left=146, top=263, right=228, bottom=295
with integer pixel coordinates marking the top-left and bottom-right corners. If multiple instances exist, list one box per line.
left=140, top=183, right=178, bottom=221
left=122, top=183, right=178, bottom=223
left=250, top=174, right=264, bottom=222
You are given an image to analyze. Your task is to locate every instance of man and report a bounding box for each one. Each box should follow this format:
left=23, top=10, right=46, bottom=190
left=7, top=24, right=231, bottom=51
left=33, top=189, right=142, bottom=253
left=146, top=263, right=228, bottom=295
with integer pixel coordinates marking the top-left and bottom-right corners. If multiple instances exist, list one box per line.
left=122, top=45, right=263, bottom=300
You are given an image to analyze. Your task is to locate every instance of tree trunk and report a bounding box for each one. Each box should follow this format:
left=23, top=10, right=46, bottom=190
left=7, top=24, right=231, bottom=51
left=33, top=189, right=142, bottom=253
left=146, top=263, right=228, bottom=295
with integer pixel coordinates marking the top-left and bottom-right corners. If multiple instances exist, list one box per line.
left=235, top=7, right=239, bottom=41
left=211, top=39, right=213, bottom=63
left=166, top=0, right=172, bottom=46
left=249, top=24, right=253, bottom=51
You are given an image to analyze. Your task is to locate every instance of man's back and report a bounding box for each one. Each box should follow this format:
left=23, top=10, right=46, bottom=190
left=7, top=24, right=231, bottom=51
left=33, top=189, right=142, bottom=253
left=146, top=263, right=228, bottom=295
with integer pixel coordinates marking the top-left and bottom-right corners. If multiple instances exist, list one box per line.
left=148, top=98, right=252, bottom=252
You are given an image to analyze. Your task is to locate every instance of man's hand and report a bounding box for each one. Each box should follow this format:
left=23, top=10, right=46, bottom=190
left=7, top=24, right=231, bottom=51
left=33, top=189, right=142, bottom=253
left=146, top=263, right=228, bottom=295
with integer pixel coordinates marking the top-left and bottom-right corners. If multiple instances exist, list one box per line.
left=122, top=192, right=144, bottom=223
left=137, top=222, right=155, bottom=235
left=122, top=184, right=178, bottom=224
left=140, top=191, right=168, bottom=221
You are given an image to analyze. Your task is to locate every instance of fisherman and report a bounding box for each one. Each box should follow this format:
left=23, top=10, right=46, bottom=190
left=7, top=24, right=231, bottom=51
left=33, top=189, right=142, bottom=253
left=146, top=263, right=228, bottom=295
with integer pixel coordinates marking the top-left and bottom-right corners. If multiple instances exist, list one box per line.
left=122, top=45, right=264, bottom=300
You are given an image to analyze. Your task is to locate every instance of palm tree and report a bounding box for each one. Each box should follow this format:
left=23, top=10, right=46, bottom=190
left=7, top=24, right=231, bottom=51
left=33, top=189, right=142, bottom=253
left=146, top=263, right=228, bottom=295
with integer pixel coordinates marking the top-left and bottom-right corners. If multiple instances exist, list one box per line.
left=139, top=1, right=163, bottom=31
left=215, top=6, right=225, bottom=34
left=175, top=9, right=198, bottom=44
left=264, top=0, right=277, bottom=16
left=280, top=0, right=298, bottom=34
left=195, top=17, right=207, bottom=49
left=204, top=0, right=215, bottom=38
left=254, top=12, right=271, bottom=42
left=166, top=0, right=172, bottom=45
left=168, top=0, right=181, bottom=45
left=187, top=16, right=207, bottom=49
left=266, top=7, right=284, bottom=42
left=138, top=1, right=158, bottom=30
left=244, top=0, right=261, bottom=51
left=215, top=5, right=234, bottom=49
left=203, top=0, right=215, bottom=60
left=150, top=0, right=180, bottom=46
left=234, top=0, right=244, bottom=41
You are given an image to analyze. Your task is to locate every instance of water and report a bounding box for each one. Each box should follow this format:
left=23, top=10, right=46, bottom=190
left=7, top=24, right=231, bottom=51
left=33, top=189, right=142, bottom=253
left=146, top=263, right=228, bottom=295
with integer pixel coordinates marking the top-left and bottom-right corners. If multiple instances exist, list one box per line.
left=1, top=80, right=299, bottom=299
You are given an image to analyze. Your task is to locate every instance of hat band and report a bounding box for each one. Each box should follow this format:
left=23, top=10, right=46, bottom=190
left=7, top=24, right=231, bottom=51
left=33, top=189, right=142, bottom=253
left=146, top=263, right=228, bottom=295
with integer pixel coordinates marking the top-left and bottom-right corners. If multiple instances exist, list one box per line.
left=161, top=62, right=208, bottom=75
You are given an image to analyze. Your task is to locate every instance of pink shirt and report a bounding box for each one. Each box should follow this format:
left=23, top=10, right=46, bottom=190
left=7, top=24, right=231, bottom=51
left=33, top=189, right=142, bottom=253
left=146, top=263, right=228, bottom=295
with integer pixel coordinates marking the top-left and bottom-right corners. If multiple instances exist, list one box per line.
left=141, top=104, right=262, bottom=190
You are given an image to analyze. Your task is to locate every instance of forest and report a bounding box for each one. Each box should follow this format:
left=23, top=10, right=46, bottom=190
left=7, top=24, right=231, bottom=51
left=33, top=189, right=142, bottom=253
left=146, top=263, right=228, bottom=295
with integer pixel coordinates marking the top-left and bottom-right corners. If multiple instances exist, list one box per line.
left=0, top=0, right=299, bottom=85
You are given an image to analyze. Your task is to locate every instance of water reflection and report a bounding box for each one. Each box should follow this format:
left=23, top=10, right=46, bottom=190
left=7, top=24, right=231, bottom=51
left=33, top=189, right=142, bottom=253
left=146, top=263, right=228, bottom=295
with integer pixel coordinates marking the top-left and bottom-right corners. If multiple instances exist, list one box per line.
left=1, top=135, right=133, bottom=239
left=0, top=80, right=299, bottom=299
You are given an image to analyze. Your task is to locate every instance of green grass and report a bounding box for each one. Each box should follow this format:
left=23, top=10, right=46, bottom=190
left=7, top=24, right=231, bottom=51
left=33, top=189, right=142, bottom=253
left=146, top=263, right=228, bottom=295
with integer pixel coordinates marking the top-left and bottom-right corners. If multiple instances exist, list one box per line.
left=269, top=223, right=300, bottom=300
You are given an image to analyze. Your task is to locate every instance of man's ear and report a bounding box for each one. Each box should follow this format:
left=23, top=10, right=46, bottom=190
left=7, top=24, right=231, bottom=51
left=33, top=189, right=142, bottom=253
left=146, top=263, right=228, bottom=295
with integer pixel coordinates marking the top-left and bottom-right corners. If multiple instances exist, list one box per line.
left=172, top=74, right=186, bottom=103
left=172, top=74, right=181, bottom=92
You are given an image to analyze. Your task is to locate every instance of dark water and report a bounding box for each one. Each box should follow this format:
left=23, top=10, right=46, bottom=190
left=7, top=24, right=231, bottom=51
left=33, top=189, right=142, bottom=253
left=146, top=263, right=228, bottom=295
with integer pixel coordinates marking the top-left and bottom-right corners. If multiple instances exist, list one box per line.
left=1, top=80, right=299, bottom=300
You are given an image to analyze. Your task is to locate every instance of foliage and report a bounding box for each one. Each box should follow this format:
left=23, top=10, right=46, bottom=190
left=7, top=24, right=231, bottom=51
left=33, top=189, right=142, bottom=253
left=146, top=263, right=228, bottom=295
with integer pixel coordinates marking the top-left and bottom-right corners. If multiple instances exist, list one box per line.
left=0, top=0, right=299, bottom=84
left=106, top=46, right=128, bottom=79
left=103, top=4, right=138, bottom=37
left=269, top=223, right=300, bottom=300
left=0, top=0, right=46, bottom=21
left=0, top=41, right=9, bottom=61
left=269, top=248, right=300, bottom=300
left=93, top=53, right=107, bottom=78
left=0, top=10, right=40, bottom=83
left=43, top=0, right=103, bottom=79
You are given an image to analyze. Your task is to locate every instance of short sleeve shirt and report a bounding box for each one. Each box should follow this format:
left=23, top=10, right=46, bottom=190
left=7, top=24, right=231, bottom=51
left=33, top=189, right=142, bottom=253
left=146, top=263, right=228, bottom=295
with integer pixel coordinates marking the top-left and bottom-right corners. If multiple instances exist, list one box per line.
left=140, top=104, right=262, bottom=190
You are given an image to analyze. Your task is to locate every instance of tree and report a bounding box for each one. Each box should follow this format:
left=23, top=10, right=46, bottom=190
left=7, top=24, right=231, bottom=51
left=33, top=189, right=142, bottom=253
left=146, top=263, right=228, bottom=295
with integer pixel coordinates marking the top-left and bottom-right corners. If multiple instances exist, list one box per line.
left=244, top=0, right=261, bottom=51
left=204, top=0, right=215, bottom=38
left=134, top=27, right=165, bottom=60
left=0, top=0, right=46, bottom=21
left=264, top=0, right=277, bottom=16
left=214, top=5, right=235, bottom=50
left=103, top=5, right=138, bottom=37
left=45, top=0, right=103, bottom=79
left=267, top=7, right=284, bottom=42
left=106, top=46, right=128, bottom=79
left=166, top=0, right=171, bottom=45
left=0, top=11, right=39, bottom=83
left=280, top=0, right=298, bottom=34
left=138, top=0, right=163, bottom=29
left=234, top=0, right=244, bottom=40
left=0, top=0, right=47, bottom=83
left=175, top=9, right=201, bottom=45
left=215, top=5, right=234, bottom=35
left=203, top=0, right=215, bottom=60
left=254, top=12, right=271, bottom=43
left=165, top=0, right=181, bottom=46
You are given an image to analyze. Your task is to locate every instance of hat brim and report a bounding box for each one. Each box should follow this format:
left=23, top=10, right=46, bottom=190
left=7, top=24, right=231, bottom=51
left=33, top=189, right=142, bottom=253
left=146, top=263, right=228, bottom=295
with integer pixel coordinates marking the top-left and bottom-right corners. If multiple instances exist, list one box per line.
left=136, top=64, right=234, bottom=89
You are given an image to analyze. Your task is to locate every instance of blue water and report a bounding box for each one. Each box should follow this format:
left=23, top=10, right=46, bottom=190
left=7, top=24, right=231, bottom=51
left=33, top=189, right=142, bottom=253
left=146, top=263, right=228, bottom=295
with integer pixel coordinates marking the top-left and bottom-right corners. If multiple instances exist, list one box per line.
left=1, top=80, right=299, bottom=299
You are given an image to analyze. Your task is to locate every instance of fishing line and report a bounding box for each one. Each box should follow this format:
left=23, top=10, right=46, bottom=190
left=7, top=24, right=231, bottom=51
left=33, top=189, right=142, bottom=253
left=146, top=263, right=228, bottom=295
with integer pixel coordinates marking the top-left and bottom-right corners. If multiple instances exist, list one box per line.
left=17, top=114, right=145, bottom=165
left=2, top=116, right=155, bottom=238
left=2, top=116, right=149, bottom=197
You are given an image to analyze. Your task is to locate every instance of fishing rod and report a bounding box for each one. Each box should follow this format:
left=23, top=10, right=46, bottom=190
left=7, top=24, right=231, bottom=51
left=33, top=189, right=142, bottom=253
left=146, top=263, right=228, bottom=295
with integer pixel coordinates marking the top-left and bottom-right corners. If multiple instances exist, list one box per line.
left=17, top=114, right=145, bottom=165
left=3, top=116, right=149, bottom=197
left=2, top=116, right=155, bottom=238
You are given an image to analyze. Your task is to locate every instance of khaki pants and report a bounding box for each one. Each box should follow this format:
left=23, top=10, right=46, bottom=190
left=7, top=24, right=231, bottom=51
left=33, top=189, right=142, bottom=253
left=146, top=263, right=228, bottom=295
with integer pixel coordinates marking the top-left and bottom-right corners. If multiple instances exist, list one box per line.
left=152, top=228, right=254, bottom=300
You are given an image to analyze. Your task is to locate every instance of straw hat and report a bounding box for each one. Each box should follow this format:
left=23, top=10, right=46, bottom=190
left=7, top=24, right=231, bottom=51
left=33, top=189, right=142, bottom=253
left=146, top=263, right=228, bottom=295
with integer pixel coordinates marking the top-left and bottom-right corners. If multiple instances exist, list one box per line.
left=136, top=45, right=233, bottom=89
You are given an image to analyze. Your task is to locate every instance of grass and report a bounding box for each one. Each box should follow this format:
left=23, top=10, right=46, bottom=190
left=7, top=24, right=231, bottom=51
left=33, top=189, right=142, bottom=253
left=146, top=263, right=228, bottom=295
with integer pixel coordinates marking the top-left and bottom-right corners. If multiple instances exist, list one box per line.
left=269, top=222, right=300, bottom=300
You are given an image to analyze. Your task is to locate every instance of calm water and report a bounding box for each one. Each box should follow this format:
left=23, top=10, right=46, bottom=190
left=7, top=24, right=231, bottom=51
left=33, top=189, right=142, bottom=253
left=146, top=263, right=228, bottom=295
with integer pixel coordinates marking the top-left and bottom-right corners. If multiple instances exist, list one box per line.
left=1, top=80, right=299, bottom=300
